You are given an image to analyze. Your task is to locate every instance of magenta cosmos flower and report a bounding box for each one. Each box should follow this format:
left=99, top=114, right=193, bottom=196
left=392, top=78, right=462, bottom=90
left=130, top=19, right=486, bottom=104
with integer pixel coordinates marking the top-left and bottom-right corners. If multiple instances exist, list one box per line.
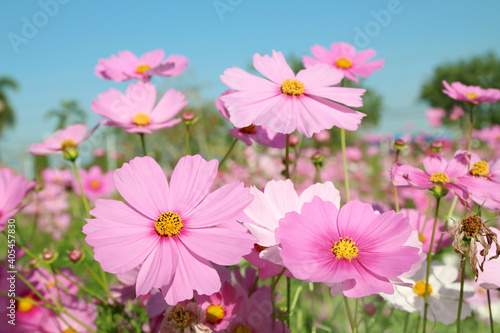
left=83, top=155, right=256, bottom=305
left=216, top=90, right=286, bottom=149
left=73, top=165, right=114, bottom=201
left=477, top=227, right=500, bottom=289
left=391, top=151, right=471, bottom=204
left=302, top=42, right=385, bottom=84
left=95, top=49, right=188, bottom=82
left=92, top=81, right=188, bottom=134
left=220, top=50, right=366, bottom=137
left=0, top=168, right=34, bottom=231
left=458, top=152, right=500, bottom=210
left=276, top=198, right=421, bottom=298
left=28, top=123, right=95, bottom=160
left=442, top=80, right=500, bottom=105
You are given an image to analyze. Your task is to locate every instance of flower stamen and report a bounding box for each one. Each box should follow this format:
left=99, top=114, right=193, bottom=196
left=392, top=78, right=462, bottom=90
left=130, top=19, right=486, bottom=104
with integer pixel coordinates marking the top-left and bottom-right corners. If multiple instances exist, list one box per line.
left=232, top=323, right=253, bottom=333
left=206, top=304, right=225, bottom=324
left=155, top=212, right=183, bottom=237
left=136, top=64, right=151, bottom=74
left=335, top=58, right=353, bottom=69
left=133, top=113, right=150, bottom=126
left=168, top=305, right=193, bottom=328
left=281, top=79, right=305, bottom=96
left=430, top=172, right=449, bottom=184
left=466, top=92, right=479, bottom=100
left=332, top=237, right=359, bottom=261
left=60, top=138, right=77, bottom=152
left=470, top=161, right=489, bottom=177
left=413, top=280, right=432, bottom=296
left=240, top=124, right=256, bottom=134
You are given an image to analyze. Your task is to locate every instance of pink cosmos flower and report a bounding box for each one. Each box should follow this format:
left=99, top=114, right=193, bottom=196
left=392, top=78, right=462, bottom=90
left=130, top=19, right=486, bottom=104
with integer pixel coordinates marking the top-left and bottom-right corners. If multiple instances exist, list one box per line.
left=425, top=107, right=446, bottom=127
left=92, top=81, right=188, bottom=134
left=194, top=281, right=244, bottom=331
left=391, top=151, right=471, bottom=205
left=241, top=179, right=340, bottom=278
left=28, top=123, right=93, bottom=158
left=449, top=106, right=465, bottom=120
left=313, top=130, right=331, bottom=142
left=477, top=227, right=500, bottom=289
left=458, top=152, right=500, bottom=210
left=73, top=165, right=114, bottom=201
left=41, top=168, right=73, bottom=188
left=275, top=198, right=421, bottom=298
left=400, top=208, right=450, bottom=252
left=220, top=50, right=366, bottom=137
left=83, top=155, right=256, bottom=305
left=442, top=81, right=500, bottom=104
left=0, top=168, right=34, bottom=231
left=303, top=42, right=385, bottom=84
left=42, top=294, right=98, bottom=333
left=95, top=49, right=188, bottom=82
left=216, top=90, right=286, bottom=149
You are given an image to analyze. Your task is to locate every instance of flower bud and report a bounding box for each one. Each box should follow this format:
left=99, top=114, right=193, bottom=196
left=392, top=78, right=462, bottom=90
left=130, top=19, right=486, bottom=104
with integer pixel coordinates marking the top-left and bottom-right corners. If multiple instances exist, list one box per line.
left=288, top=134, right=300, bottom=147
left=42, top=250, right=54, bottom=261
left=311, top=152, right=324, bottom=165
left=182, top=112, right=196, bottom=125
left=430, top=140, right=443, bottom=152
left=364, top=303, right=377, bottom=316
left=68, top=249, right=83, bottom=263
left=393, top=139, right=406, bottom=150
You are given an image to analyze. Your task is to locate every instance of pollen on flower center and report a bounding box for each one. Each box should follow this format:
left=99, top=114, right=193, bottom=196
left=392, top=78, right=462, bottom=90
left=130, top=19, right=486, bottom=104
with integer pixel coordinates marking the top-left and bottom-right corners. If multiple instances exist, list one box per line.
left=136, top=64, right=151, bottom=74
left=240, top=124, right=256, bottom=134
left=63, top=329, right=76, bottom=333
left=155, top=212, right=183, bottom=237
left=133, top=113, right=151, bottom=126
left=206, top=304, right=225, bottom=324
left=335, top=58, right=353, bottom=69
left=331, top=237, right=359, bottom=261
left=90, top=180, right=101, bottom=189
left=470, top=161, right=489, bottom=177
left=413, top=280, right=432, bottom=296
left=430, top=172, right=449, bottom=184
left=418, top=233, right=426, bottom=243
left=466, top=92, right=479, bottom=100
left=17, top=295, right=35, bottom=313
left=460, top=213, right=482, bottom=238
left=60, top=138, right=77, bottom=151
left=281, top=79, right=305, bottom=96
left=232, top=323, right=253, bottom=333
left=168, top=305, right=193, bottom=328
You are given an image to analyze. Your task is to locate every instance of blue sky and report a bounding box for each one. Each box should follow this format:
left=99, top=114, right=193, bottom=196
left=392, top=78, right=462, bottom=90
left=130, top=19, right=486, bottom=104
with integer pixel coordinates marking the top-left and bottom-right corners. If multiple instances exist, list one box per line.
left=1, top=0, right=500, bottom=162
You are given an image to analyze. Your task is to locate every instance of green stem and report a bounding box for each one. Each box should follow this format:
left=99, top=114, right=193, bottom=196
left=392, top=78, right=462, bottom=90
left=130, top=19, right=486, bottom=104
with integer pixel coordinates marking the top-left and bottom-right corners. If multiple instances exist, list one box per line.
left=467, top=105, right=474, bottom=151
left=315, top=163, right=322, bottom=183
left=457, top=253, right=467, bottom=333
left=139, top=133, right=147, bottom=156
left=403, top=312, right=410, bottom=333
left=185, top=124, right=190, bottom=155
left=423, top=197, right=441, bottom=333
left=488, top=289, right=495, bottom=333
left=343, top=295, right=357, bottom=333
left=394, top=149, right=401, bottom=213
left=71, top=160, right=90, bottom=218
left=285, top=134, right=290, bottom=179
left=219, top=138, right=238, bottom=169
left=55, top=268, right=108, bottom=304
left=84, top=262, right=116, bottom=304
left=286, top=277, right=291, bottom=325
left=248, top=275, right=259, bottom=297
left=271, top=268, right=286, bottom=322
left=436, top=195, right=458, bottom=252
left=340, top=128, right=350, bottom=202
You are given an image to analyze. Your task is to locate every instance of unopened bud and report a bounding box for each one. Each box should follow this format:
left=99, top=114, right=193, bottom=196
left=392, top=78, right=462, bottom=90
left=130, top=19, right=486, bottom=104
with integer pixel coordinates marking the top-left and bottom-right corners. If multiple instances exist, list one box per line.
left=288, top=134, right=300, bottom=147
left=311, top=152, right=324, bottom=165
left=430, top=141, right=443, bottom=152
left=42, top=250, right=54, bottom=261
left=182, top=112, right=195, bottom=124
left=393, top=139, right=406, bottom=150
left=364, top=303, right=377, bottom=316
left=68, top=249, right=83, bottom=263
left=28, top=258, right=38, bottom=266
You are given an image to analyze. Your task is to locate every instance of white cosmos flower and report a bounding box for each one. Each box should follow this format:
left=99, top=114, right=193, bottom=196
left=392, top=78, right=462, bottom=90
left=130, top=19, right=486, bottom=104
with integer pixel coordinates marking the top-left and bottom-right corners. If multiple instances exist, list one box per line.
left=381, top=261, right=474, bottom=324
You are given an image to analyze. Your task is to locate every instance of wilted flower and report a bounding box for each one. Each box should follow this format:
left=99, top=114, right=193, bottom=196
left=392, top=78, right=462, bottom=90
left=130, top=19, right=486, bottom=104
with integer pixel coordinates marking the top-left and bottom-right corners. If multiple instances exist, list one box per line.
left=160, top=302, right=211, bottom=333
left=448, top=213, right=500, bottom=280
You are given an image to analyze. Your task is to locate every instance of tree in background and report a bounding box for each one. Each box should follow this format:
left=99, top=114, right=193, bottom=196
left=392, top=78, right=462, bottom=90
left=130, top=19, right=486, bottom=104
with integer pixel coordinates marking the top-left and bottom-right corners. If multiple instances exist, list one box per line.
left=420, top=52, right=500, bottom=127
left=44, top=99, right=87, bottom=131
left=0, top=76, right=18, bottom=137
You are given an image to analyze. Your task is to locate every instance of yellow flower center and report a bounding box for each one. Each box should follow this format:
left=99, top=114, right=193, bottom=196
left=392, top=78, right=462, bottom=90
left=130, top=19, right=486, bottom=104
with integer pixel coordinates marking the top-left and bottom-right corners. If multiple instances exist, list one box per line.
left=155, top=212, right=183, bottom=237
left=63, top=329, right=76, bottom=333
left=136, top=64, right=151, bottom=74
left=206, top=304, right=226, bottom=324
left=90, top=180, right=101, bottom=189
left=281, top=79, right=305, bottom=96
left=133, top=113, right=151, bottom=126
left=232, top=323, right=253, bottom=333
left=46, top=282, right=55, bottom=289
left=418, top=233, right=425, bottom=243
left=17, top=295, right=35, bottom=313
left=168, top=305, right=193, bottom=328
left=430, top=172, right=449, bottom=184
left=60, top=138, right=77, bottom=151
left=335, top=57, right=353, bottom=69
left=331, top=237, right=359, bottom=261
left=466, top=92, right=479, bottom=100
left=240, top=124, right=256, bottom=134
left=470, top=161, right=489, bottom=177
left=413, top=280, right=432, bottom=296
